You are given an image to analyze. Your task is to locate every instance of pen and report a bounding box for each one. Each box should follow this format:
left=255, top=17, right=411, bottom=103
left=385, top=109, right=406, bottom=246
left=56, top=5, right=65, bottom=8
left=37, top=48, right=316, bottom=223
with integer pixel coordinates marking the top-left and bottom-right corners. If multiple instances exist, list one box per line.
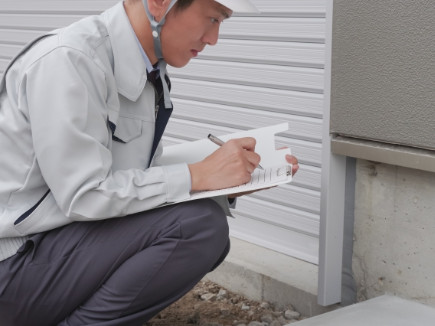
left=207, top=133, right=264, bottom=170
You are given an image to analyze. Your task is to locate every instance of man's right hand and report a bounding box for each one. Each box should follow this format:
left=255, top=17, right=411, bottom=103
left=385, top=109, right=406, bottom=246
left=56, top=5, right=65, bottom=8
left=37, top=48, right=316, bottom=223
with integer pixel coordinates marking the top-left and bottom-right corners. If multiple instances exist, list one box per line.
left=188, top=137, right=261, bottom=191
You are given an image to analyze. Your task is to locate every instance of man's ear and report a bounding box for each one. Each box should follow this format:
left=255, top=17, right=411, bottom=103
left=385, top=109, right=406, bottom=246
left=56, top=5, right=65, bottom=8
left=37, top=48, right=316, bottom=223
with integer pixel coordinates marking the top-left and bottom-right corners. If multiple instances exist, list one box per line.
left=146, top=0, right=173, bottom=22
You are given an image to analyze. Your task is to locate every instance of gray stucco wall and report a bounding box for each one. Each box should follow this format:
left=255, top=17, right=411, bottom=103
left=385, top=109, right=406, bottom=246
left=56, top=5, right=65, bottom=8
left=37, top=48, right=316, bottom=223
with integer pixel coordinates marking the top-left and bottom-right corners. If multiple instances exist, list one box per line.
left=330, top=0, right=435, bottom=150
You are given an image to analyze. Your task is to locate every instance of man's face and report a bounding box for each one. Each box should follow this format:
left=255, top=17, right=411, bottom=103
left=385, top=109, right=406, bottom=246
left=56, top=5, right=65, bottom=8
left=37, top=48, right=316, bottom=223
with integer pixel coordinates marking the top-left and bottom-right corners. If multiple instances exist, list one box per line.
left=160, top=0, right=232, bottom=68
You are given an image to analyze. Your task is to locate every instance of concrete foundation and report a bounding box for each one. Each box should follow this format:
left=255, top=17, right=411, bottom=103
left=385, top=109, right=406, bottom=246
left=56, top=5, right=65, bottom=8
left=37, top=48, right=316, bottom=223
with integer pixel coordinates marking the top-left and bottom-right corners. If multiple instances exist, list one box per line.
left=352, top=159, right=435, bottom=307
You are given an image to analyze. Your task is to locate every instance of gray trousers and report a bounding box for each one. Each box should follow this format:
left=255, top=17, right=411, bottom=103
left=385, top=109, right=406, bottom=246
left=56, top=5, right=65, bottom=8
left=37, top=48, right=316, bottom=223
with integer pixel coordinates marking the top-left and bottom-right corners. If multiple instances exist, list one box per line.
left=0, top=199, right=230, bottom=326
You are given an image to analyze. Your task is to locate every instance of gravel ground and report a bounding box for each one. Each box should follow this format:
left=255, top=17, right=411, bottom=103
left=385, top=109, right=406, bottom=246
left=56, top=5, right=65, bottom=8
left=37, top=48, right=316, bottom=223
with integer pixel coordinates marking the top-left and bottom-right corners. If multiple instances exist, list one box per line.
left=145, top=280, right=303, bottom=326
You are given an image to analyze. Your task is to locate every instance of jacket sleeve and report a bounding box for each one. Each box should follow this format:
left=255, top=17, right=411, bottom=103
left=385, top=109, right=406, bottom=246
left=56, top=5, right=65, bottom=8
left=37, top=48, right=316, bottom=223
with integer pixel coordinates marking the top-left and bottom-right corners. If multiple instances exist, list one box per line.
left=24, top=46, right=191, bottom=220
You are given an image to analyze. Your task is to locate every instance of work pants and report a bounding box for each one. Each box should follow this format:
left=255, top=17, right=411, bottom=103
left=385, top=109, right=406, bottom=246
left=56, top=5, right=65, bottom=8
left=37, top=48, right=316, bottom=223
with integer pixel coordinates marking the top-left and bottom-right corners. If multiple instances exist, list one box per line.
left=0, top=199, right=230, bottom=326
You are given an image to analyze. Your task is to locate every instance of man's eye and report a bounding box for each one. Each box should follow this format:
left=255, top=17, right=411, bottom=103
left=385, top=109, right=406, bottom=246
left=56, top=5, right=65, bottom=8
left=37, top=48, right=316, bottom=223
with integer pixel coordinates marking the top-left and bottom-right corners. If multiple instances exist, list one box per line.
left=210, top=17, right=219, bottom=24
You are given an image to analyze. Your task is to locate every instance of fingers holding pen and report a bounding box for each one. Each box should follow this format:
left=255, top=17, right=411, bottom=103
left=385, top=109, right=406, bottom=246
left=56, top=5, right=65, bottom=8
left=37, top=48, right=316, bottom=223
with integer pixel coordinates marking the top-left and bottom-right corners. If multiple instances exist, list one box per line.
left=189, top=137, right=261, bottom=191
left=189, top=137, right=299, bottom=193
left=208, top=135, right=261, bottom=172
left=224, top=138, right=261, bottom=173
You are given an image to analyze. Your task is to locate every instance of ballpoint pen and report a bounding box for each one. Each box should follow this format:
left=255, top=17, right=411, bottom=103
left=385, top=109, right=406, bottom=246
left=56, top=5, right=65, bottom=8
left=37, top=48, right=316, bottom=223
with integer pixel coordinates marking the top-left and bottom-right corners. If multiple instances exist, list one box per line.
left=207, top=133, right=264, bottom=170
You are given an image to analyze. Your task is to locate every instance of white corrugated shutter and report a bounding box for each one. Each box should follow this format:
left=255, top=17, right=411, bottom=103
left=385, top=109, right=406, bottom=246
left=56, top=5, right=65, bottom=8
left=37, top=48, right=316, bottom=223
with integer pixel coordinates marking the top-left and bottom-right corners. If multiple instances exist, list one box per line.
left=0, top=0, right=326, bottom=265
left=166, top=0, right=326, bottom=264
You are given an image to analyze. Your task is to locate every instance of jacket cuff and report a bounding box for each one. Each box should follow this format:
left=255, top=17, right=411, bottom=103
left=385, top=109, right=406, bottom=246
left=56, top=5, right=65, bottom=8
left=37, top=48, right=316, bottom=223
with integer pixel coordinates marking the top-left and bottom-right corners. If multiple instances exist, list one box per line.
left=162, top=163, right=192, bottom=203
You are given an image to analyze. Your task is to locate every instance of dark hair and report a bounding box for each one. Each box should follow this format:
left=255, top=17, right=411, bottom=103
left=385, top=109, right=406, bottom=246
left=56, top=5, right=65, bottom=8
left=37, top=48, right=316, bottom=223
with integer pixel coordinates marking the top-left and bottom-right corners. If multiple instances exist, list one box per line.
left=174, top=0, right=195, bottom=11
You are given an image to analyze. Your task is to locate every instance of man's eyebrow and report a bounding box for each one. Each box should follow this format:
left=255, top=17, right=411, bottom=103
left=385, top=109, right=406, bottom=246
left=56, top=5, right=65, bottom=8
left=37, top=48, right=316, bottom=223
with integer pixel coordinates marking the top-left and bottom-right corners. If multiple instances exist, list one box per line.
left=220, top=9, right=232, bottom=19
left=214, top=5, right=232, bottom=19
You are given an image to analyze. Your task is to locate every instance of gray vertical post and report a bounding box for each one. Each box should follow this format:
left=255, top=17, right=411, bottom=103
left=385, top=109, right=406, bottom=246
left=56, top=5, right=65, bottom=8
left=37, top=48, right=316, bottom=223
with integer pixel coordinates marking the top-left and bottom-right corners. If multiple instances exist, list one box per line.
left=317, top=0, right=346, bottom=306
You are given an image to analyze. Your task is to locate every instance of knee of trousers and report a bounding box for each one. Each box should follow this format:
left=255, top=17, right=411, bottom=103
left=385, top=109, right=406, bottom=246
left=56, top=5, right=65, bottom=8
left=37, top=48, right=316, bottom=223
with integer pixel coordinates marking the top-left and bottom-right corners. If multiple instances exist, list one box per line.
left=178, top=198, right=229, bottom=260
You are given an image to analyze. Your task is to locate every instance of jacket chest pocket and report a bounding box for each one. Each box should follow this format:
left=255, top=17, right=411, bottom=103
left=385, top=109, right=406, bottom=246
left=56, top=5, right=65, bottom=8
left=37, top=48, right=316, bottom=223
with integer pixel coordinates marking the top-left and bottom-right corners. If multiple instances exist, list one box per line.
left=110, top=91, right=156, bottom=170
left=113, top=87, right=156, bottom=139
left=113, top=116, right=143, bottom=143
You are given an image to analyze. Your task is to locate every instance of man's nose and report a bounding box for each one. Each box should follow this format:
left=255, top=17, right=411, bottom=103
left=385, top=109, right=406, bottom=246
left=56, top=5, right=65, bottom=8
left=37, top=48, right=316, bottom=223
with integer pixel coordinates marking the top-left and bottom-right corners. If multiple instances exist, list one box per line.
left=202, top=25, right=220, bottom=46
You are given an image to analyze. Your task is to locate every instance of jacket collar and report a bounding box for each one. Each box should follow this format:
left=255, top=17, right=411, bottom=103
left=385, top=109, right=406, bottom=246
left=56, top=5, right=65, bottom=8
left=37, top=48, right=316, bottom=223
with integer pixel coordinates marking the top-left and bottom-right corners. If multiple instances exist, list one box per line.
left=103, top=2, right=147, bottom=101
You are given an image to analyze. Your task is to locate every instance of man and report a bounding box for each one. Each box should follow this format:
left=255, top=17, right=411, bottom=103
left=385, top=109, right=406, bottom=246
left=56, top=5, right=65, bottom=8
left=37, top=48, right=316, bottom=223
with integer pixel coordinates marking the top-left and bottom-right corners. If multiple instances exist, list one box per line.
left=0, top=0, right=299, bottom=325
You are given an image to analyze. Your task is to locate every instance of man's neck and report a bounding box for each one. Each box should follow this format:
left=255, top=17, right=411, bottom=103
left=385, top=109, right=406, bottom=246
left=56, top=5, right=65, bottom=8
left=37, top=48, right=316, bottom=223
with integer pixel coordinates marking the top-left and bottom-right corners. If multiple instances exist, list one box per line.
left=123, top=0, right=158, bottom=65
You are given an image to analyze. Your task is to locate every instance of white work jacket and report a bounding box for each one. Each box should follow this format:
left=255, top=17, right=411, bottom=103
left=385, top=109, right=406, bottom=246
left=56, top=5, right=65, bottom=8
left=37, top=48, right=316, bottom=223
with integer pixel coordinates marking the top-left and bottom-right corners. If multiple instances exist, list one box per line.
left=0, top=2, right=207, bottom=261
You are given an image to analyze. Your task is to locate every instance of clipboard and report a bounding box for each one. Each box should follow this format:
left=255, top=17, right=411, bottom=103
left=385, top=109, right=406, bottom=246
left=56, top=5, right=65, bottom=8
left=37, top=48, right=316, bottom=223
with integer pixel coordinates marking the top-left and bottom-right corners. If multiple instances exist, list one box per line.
left=157, top=123, right=293, bottom=202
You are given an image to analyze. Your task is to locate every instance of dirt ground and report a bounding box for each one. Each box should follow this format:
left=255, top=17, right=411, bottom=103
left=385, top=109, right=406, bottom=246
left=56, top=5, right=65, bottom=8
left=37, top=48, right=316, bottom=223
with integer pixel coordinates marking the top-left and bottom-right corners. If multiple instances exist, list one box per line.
left=145, top=280, right=302, bottom=326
